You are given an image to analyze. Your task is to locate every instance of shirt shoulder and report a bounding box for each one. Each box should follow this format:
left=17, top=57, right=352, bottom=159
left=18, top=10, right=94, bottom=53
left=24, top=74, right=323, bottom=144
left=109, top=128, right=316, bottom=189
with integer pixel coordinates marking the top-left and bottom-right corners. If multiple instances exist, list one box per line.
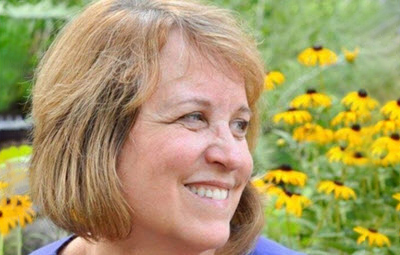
left=29, top=235, right=76, bottom=255
left=249, top=236, right=307, bottom=255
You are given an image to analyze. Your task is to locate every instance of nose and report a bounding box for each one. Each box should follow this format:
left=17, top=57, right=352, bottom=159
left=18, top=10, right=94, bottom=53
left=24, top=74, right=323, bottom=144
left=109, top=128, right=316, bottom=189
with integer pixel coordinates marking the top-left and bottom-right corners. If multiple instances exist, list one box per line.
left=204, top=124, right=251, bottom=171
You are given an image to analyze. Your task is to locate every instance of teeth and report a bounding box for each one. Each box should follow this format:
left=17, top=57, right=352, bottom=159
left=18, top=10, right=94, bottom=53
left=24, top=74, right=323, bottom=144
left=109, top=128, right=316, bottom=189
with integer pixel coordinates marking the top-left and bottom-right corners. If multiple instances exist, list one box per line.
left=185, top=185, right=228, bottom=200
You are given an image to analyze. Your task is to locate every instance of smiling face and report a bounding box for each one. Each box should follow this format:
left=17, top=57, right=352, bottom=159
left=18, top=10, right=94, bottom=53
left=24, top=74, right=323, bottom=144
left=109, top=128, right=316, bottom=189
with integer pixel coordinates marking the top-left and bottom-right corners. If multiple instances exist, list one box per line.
left=117, top=30, right=253, bottom=254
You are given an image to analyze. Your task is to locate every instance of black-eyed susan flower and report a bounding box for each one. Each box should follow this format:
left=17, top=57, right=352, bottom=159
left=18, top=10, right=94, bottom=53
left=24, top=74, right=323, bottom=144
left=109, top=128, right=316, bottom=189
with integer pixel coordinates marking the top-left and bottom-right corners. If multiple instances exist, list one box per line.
left=371, top=134, right=400, bottom=166
left=374, top=153, right=400, bottom=167
left=392, top=193, right=400, bottom=211
left=326, top=146, right=347, bottom=162
left=275, top=190, right=311, bottom=217
left=251, top=177, right=268, bottom=194
left=335, top=124, right=364, bottom=146
left=353, top=227, right=390, bottom=247
left=264, top=71, right=285, bottom=90
left=341, top=89, right=379, bottom=112
left=10, top=195, right=35, bottom=227
left=298, top=45, right=338, bottom=66
left=381, top=98, right=400, bottom=120
left=273, top=108, right=312, bottom=125
left=371, top=134, right=400, bottom=156
left=343, top=47, right=359, bottom=63
left=264, top=164, right=307, bottom=187
left=374, top=119, right=400, bottom=135
left=0, top=207, right=18, bottom=236
left=290, top=89, right=331, bottom=108
left=293, top=123, right=333, bottom=144
left=330, top=110, right=371, bottom=127
left=317, top=180, right=356, bottom=200
left=343, top=151, right=369, bottom=166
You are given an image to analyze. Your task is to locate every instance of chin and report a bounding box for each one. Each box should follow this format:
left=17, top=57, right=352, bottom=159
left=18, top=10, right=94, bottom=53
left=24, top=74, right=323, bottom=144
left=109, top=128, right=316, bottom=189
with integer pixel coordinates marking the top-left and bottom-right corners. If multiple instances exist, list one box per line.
left=182, top=221, right=231, bottom=253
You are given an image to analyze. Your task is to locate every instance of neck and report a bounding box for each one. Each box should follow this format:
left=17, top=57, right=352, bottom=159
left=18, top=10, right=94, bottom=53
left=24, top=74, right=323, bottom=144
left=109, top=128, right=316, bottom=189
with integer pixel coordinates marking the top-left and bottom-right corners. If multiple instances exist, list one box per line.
left=81, top=228, right=218, bottom=255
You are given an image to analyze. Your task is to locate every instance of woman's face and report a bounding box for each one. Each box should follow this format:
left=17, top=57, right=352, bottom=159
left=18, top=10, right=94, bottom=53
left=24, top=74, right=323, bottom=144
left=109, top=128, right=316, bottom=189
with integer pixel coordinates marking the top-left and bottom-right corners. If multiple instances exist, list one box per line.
left=118, top=30, right=253, bottom=254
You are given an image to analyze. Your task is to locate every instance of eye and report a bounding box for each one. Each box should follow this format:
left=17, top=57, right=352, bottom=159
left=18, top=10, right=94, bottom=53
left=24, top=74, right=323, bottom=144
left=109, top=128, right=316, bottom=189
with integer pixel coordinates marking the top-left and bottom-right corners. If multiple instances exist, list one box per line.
left=231, top=119, right=249, bottom=136
left=180, top=112, right=205, bottom=122
left=178, top=112, right=208, bottom=129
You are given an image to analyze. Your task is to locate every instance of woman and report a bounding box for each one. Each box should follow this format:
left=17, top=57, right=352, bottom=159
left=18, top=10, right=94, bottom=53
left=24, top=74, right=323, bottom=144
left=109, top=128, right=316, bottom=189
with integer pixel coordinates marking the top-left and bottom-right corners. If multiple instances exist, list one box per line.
left=29, top=0, right=305, bottom=254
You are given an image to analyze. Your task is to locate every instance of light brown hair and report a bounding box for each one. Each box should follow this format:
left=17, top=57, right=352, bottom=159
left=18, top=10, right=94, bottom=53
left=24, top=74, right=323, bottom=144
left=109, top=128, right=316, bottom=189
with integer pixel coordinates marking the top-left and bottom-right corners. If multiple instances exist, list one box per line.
left=30, top=0, right=265, bottom=254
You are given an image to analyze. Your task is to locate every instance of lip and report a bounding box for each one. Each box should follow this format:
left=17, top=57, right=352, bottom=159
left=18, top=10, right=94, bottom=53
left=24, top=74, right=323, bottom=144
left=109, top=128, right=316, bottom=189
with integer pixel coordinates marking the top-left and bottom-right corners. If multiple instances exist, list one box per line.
left=184, top=180, right=234, bottom=190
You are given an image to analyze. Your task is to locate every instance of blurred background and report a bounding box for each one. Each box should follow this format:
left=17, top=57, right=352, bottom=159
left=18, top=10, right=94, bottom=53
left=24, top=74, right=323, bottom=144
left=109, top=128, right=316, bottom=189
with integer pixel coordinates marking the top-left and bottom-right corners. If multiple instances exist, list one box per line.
left=1, top=0, right=400, bottom=254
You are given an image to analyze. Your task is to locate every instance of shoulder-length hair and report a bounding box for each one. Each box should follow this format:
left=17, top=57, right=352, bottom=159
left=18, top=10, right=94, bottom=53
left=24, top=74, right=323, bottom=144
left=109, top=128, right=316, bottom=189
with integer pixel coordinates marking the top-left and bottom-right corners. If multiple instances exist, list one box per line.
left=30, top=0, right=265, bottom=254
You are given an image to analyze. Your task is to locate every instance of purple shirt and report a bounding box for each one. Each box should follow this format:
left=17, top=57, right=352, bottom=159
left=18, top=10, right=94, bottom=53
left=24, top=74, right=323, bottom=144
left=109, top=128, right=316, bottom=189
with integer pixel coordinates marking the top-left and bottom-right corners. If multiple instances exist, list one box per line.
left=29, top=235, right=306, bottom=255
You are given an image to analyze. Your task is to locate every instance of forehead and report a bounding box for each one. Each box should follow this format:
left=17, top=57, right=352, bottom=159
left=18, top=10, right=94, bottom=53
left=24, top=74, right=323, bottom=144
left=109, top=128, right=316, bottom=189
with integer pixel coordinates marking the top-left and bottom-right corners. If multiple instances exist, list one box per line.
left=153, top=29, right=247, bottom=102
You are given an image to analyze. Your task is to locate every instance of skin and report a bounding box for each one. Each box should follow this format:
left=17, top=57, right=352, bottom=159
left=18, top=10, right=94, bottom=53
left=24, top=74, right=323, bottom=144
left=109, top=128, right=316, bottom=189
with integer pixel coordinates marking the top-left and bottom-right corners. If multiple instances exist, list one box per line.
left=60, top=29, right=253, bottom=255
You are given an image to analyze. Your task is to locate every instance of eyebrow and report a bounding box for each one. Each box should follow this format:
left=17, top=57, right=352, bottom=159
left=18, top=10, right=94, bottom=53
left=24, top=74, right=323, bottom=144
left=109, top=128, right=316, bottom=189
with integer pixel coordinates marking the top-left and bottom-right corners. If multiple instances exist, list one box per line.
left=164, top=97, right=252, bottom=116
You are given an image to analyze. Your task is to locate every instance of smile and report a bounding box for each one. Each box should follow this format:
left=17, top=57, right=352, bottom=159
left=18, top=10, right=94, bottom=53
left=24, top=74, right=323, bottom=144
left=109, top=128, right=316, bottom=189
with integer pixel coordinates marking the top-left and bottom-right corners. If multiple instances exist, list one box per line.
left=184, top=185, right=229, bottom=200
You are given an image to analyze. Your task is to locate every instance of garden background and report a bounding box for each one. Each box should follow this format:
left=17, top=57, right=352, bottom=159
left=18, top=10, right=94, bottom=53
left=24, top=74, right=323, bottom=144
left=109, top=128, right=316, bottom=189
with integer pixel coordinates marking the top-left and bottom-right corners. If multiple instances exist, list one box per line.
left=1, top=0, right=400, bottom=254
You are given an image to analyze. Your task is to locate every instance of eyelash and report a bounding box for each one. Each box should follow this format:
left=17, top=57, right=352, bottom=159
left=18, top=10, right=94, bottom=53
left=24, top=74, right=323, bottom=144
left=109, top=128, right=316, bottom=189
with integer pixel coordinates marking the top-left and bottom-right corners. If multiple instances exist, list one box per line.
left=179, top=112, right=249, bottom=136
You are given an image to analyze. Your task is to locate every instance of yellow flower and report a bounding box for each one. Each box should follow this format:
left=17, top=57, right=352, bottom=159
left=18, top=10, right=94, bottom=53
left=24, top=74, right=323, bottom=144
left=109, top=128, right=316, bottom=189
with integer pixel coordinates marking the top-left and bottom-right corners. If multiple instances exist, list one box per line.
left=374, top=119, right=400, bottom=135
left=264, top=164, right=307, bottom=187
left=335, top=124, right=364, bottom=146
left=275, top=190, right=311, bottom=217
left=317, top=180, right=356, bottom=200
left=326, top=146, right=347, bottom=162
left=9, top=195, right=35, bottom=227
left=273, top=108, right=312, bottom=125
left=380, top=98, right=400, bottom=120
left=290, top=89, right=331, bottom=108
left=264, top=71, right=285, bottom=90
left=371, top=134, right=400, bottom=166
left=298, top=45, right=338, bottom=66
left=353, top=226, right=390, bottom=247
left=343, top=151, right=369, bottom=166
left=293, top=123, right=333, bottom=144
left=343, top=47, right=359, bottom=62
left=0, top=206, right=18, bottom=236
left=371, top=134, right=400, bottom=156
left=392, top=193, right=400, bottom=211
left=330, top=110, right=371, bottom=126
left=265, top=185, right=284, bottom=196
left=341, top=89, right=379, bottom=112
left=251, top=177, right=268, bottom=194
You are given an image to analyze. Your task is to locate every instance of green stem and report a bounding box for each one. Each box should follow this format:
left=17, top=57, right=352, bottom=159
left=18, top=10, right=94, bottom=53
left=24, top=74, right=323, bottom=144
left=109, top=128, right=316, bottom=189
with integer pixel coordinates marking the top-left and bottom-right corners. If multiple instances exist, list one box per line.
left=341, top=166, right=347, bottom=182
left=285, top=211, right=292, bottom=247
left=17, top=225, right=22, bottom=255
left=306, top=200, right=330, bottom=247
left=334, top=202, right=341, bottom=231
left=0, top=234, right=3, bottom=255
left=374, top=170, right=380, bottom=198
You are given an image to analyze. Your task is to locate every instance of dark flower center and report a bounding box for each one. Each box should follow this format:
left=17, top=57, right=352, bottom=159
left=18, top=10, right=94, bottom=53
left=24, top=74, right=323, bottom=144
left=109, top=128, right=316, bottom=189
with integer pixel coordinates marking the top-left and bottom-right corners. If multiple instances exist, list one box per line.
left=313, top=45, right=323, bottom=51
left=351, top=124, right=361, bottom=131
left=284, top=190, right=300, bottom=197
left=0, top=211, right=2, bottom=218
left=279, top=164, right=292, bottom=171
left=390, top=133, right=400, bottom=141
left=358, top=89, right=368, bottom=98
left=306, top=88, right=317, bottom=94
left=368, top=228, right=377, bottom=233
left=334, top=181, right=343, bottom=186
left=354, top=152, right=363, bottom=158
left=288, top=107, right=297, bottom=112
left=340, top=146, right=347, bottom=151
left=397, top=98, right=400, bottom=106
left=6, top=198, right=11, bottom=205
left=17, top=200, right=22, bottom=206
